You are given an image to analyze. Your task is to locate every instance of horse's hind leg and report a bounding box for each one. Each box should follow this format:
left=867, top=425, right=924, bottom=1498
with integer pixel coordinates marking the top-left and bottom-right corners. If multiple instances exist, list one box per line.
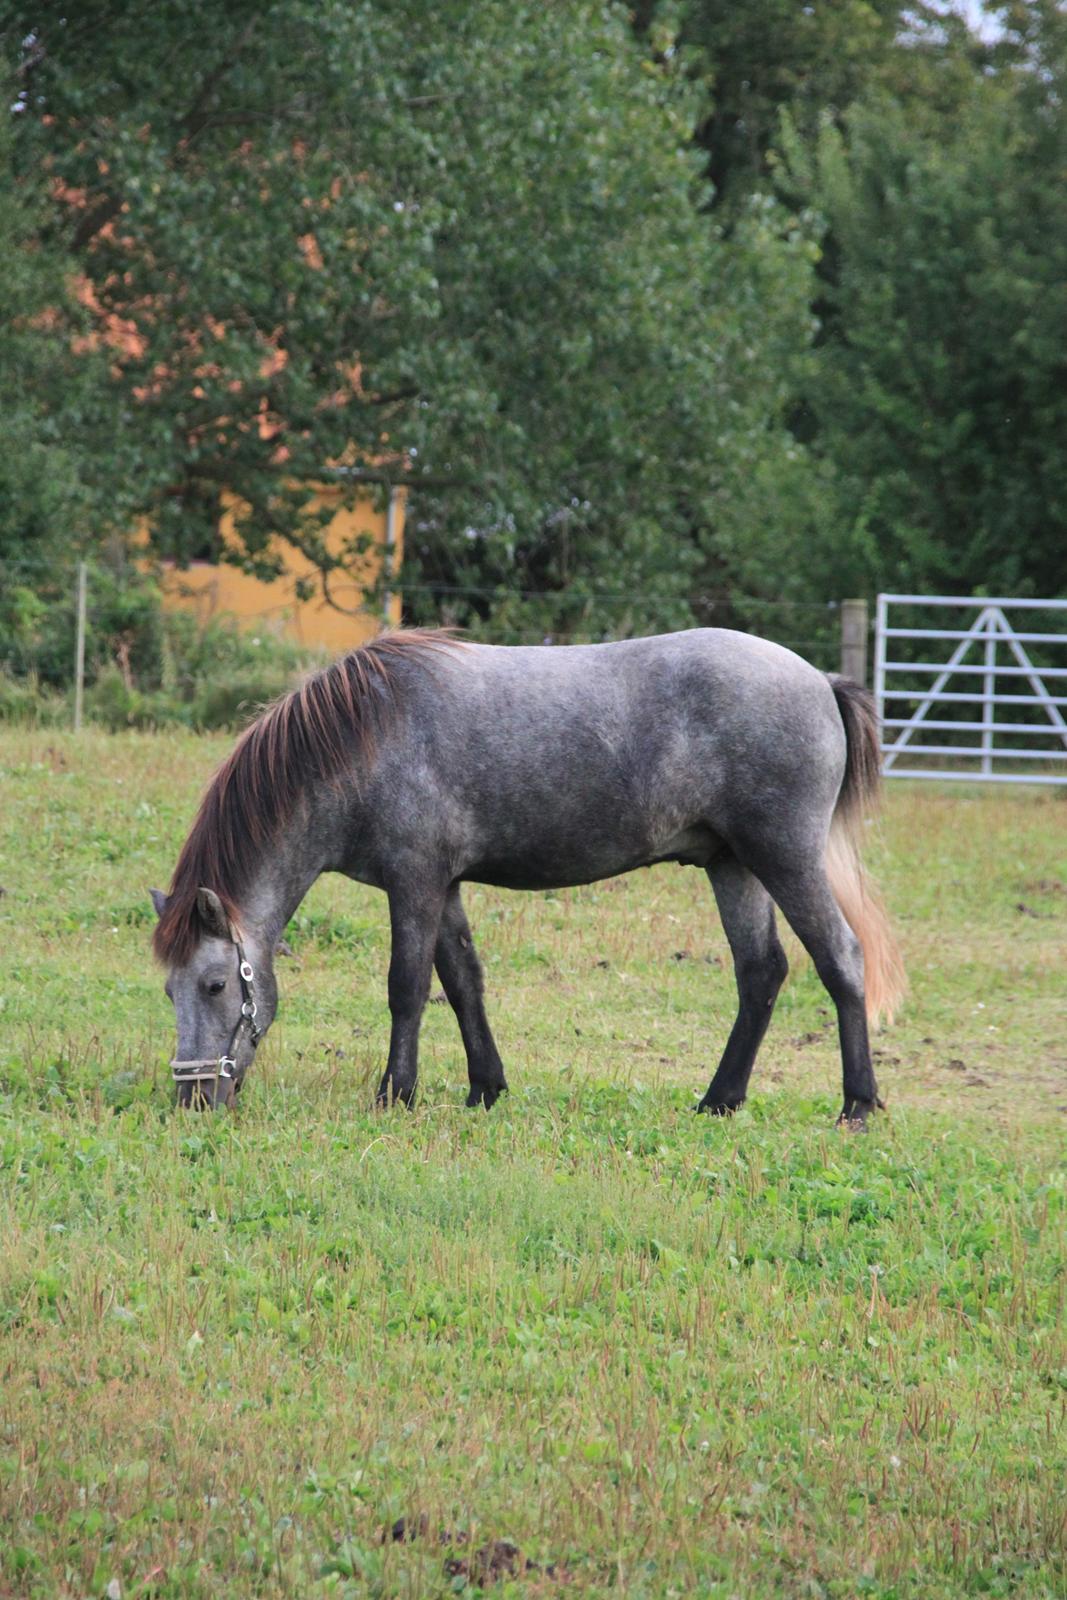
left=434, top=884, right=508, bottom=1109
left=751, top=858, right=881, bottom=1127
left=698, top=857, right=789, bottom=1114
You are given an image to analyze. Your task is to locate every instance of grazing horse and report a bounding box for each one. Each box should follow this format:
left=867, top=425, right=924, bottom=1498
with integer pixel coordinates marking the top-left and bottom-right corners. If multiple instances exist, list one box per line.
left=152, top=629, right=904, bottom=1123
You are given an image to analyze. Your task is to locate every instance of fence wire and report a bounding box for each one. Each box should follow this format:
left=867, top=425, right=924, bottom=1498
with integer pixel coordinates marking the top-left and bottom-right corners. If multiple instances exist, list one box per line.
left=1, top=552, right=847, bottom=727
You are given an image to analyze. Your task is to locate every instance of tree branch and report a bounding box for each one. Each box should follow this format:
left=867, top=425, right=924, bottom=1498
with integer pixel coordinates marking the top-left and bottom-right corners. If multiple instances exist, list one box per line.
left=69, top=19, right=262, bottom=251
left=179, top=17, right=259, bottom=147
left=71, top=193, right=124, bottom=251
left=367, top=386, right=420, bottom=406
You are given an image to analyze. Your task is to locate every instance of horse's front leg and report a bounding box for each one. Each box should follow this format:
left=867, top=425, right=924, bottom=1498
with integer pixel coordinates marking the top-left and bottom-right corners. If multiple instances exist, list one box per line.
left=376, top=876, right=447, bottom=1109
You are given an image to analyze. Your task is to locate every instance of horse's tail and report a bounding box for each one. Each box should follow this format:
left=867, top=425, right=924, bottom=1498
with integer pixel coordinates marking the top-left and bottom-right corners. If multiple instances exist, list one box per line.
left=824, top=675, right=906, bottom=1026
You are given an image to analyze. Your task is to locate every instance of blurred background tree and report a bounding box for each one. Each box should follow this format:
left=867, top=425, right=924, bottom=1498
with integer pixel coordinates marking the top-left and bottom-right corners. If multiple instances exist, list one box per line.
left=1, top=0, right=1064, bottom=706
left=1, top=1, right=814, bottom=643
left=0, top=87, right=108, bottom=657
left=778, top=69, right=1067, bottom=600
left=633, top=0, right=1067, bottom=609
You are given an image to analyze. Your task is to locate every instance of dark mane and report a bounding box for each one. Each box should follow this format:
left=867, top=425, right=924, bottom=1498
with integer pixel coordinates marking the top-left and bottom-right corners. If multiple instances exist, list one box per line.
left=153, top=630, right=458, bottom=966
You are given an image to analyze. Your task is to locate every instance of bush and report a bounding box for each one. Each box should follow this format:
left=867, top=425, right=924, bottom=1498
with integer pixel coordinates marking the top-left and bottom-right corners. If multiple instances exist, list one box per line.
left=82, top=666, right=188, bottom=732
left=0, top=670, right=68, bottom=727
left=0, top=592, right=326, bottom=732
left=164, top=612, right=324, bottom=730
left=160, top=610, right=319, bottom=722
left=188, top=668, right=300, bottom=731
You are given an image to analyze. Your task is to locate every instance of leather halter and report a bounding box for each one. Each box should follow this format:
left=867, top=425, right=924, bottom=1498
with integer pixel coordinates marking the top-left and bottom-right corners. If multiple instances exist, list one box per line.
left=170, top=939, right=262, bottom=1088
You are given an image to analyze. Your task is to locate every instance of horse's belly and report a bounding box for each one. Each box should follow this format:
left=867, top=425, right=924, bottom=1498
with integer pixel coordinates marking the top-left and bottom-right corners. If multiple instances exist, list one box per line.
left=462, top=824, right=721, bottom=891
left=649, top=824, right=721, bottom=868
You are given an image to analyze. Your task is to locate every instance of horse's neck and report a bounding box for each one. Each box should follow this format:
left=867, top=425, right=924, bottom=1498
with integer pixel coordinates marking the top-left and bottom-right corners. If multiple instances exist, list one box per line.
left=239, top=817, right=329, bottom=948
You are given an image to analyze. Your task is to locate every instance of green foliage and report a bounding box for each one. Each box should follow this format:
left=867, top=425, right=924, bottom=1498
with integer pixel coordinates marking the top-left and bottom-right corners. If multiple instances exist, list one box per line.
left=641, top=0, right=905, bottom=207
left=634, top=1, right=1009, bottom=212
left=0, top=556, right=320, bottom=729
left=0, top=86, right=109, bottom=575
left=5, top=0, right=1067, bottom=646
left=627, top=0, right=1067, bottom=611
left=780, top=61, right=1067, bottom=598
left=0, top=669, right=67, bottom=727
left=166, top=616, right=320, bottom=732
left=3, top=1, right=817, bottom=634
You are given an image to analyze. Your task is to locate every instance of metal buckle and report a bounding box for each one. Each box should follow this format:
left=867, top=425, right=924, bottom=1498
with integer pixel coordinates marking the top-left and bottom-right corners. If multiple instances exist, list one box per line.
left=171, top=1058, right=222, bottom=1082
left=239, top=961, right=254, bottom=982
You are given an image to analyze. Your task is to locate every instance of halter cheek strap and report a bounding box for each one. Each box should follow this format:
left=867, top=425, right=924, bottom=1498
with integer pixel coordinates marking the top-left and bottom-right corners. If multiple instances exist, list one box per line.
left=170, top=940, right=263, bottom=1086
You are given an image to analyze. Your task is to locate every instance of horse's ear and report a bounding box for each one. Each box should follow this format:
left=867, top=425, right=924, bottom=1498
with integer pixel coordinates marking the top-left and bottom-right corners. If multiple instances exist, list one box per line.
left=196, top=887, right=232, bottom=941
left=150, top=888, right=169, bottom=920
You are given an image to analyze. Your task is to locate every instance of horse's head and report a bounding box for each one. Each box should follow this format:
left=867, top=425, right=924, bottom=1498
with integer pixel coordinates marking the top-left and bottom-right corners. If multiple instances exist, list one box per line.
left=150, top=886, right=278, bottom=1109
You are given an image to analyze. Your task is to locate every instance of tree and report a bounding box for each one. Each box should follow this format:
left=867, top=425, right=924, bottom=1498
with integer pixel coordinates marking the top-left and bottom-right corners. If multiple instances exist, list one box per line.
left=780, top=49, right=1067, bottom=599
left=2, top=0, right=818, bottom=634
left=629, top=0, right=1002, bottom=212
left=638, top=0, right=908, bottom=209
left=0, top=72, right=117, bottom=672
left=627, top=0, right=1067, bottom=605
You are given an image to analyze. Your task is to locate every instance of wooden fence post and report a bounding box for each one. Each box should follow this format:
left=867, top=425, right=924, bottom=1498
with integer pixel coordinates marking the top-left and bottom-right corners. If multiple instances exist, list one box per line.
left=73, top=561, right=87, bottom=732
left=840, top=598, right=868, bottom=686
left=382, top=487, right=399, bottom=628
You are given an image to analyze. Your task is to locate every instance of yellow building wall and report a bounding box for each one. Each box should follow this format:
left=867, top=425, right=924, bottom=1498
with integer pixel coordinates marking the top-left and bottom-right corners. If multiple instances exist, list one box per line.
left=159, top=484, right=404, bottom=653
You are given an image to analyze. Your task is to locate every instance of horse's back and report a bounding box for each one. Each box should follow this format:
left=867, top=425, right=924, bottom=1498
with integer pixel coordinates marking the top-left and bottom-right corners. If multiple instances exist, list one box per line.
left=437, top=629, right=843, bottom=781
left=370, top=630, right=846, bottom=884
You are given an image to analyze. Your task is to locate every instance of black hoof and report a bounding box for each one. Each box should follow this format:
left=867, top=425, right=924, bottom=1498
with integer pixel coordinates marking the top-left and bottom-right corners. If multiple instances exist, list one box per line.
left=375, top=1082, right=416, bottom=1110
left=837, top=1096, right=884, bottom=1130
left=696, top=1098, right=743, bottom=1116
left=466, top=1081, right=507, bottom=1109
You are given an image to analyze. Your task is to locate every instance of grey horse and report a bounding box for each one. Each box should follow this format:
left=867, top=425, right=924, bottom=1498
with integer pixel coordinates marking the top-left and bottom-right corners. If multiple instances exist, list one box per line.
left=152, top=629, right=904, bottom=1122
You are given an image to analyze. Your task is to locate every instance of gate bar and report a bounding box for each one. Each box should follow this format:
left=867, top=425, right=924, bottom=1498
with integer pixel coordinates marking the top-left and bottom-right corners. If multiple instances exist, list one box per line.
left=879, top=745, right=1067, bottom=761
left=883, top=717, right=1067, bottom=734
left=883, top=627, right=1067, bottom=645
left=883, top=661, right=1067, bottom=677
left=880, top=594, right=1067, bottom=609
left=882, top=689, right=1067, bottom=706
left=879, top=770, right=1067, bottom=785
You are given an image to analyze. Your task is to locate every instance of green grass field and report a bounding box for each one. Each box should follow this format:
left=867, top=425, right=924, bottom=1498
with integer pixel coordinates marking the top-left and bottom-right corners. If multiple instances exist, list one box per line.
left=1, top=729, right=1064, bottom=1599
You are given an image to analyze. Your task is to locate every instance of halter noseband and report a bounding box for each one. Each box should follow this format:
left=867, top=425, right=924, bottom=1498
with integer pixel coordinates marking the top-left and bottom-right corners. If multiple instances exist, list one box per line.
left=170, top=939, right=262, bottom=1089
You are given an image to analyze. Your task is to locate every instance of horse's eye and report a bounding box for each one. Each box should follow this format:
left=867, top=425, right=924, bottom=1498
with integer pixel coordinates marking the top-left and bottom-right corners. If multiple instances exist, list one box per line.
left=207, top=979, right=226, bottom=996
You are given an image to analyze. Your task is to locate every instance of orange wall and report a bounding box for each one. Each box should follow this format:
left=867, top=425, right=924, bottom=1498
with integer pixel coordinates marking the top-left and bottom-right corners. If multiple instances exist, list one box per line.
left=159, top=485, right=404, bottom=653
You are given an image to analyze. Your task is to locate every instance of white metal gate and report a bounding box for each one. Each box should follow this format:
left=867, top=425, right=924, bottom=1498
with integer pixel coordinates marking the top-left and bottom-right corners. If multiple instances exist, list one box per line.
left=874, top=593, right=1067, bottom=784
